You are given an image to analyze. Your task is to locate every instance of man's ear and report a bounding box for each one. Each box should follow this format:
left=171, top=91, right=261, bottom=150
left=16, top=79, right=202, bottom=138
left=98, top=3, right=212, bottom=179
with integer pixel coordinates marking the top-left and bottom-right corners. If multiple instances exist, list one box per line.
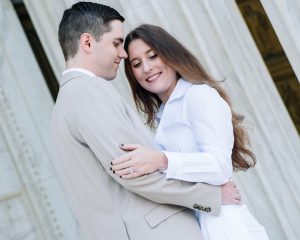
left=80, top=33, right=93, bottom=52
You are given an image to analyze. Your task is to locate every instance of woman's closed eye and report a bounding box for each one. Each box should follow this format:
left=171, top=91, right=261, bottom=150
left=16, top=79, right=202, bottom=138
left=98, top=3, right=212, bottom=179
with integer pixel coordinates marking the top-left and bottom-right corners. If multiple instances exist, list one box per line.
left=149, top=53, right=157, bottom=59
left=131, top=53, right=157, bottom=68
left=132, top=61, right=142, bottom=68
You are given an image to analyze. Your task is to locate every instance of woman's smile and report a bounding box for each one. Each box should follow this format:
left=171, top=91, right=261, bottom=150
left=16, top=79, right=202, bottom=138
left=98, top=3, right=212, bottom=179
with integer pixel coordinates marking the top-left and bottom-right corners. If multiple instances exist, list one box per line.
left=146, top=72, right=162, bottom=82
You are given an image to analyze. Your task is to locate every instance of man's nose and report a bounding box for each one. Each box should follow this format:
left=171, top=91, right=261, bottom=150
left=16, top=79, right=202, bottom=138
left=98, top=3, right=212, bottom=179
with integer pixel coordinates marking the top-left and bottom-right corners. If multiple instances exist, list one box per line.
left=119, top=47, right=128, bottom=59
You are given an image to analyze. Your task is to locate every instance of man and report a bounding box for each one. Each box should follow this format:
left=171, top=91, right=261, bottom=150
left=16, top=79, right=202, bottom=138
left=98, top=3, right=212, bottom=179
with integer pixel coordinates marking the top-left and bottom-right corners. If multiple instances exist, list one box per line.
left=52, top=2, right=240, bottom=240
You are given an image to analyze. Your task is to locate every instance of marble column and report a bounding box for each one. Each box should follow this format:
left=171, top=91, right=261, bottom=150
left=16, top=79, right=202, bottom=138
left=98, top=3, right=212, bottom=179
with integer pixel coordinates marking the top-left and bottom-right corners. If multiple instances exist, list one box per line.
left=260, top=0, right=300, bottom=82
left=0, top=0, right=79, bottom=239
left=18, top=0, right=300, bottom=239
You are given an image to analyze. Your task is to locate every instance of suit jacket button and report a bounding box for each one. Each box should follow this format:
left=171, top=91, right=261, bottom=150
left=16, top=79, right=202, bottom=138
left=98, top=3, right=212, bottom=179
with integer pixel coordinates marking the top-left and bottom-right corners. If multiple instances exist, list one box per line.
left=207, top=207, right=211, bottom=212
left=193, top=204, right=199, bottom=209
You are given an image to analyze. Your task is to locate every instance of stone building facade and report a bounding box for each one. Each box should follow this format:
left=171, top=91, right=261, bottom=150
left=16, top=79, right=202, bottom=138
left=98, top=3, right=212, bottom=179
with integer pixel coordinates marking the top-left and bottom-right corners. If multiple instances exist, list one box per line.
left=0, top=0, right=299, bottom=239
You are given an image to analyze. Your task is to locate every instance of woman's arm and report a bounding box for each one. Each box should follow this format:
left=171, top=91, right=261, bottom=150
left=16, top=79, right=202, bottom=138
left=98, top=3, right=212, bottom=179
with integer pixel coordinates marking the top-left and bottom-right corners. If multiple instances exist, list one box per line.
left=111, top=146, right=230, bottom=184
left=112, top=85, right=234, bottom=184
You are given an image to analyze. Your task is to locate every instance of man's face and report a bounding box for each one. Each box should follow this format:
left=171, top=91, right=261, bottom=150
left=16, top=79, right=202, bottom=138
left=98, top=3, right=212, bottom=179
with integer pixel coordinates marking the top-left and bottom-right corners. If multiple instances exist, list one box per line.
left=92, top=20, right=128, bottom=80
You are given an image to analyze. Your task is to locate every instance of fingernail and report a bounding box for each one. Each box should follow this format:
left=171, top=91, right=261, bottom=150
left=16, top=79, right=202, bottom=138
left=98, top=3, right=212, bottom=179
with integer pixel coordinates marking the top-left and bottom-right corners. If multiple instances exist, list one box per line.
left=110, top=162, right=113, bottom=165
left=120, top=144, right=124, bottom=147
left=120, top=176, right=122, bottom=178
left=110, top=167, right=112, bottom=171
left=113, top=170, right=115, bottom=174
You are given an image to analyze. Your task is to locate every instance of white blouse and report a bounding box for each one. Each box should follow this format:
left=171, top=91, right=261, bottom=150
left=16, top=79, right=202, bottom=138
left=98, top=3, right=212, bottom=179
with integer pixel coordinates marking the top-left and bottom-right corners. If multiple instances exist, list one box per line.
left=155, top=79, right=234, bottom=185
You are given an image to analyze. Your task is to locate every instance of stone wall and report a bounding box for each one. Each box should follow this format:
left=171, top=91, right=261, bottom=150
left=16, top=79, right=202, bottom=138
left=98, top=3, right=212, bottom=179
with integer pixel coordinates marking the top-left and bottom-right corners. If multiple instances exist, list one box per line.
left=1, top=0, right=299, bottom=239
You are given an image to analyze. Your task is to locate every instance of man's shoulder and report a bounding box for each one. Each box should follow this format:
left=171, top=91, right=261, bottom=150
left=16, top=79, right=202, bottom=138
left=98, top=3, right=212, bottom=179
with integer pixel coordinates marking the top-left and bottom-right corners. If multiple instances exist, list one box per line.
left=59, top=74, right=115, bottom=96
left=60, top=73, right=91, bottom=90
left=55, top=75, right=122, bottom=113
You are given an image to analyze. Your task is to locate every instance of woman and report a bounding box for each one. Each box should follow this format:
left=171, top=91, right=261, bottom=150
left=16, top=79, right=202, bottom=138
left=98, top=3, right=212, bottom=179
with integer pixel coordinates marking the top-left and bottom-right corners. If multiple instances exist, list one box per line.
left=111, top=24, right=269, bottom=240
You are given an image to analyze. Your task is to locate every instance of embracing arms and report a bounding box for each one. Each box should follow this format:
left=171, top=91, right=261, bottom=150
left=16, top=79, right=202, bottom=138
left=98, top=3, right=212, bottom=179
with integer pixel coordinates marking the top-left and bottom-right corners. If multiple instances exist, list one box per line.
left=112, top=85, right=234, bottom=185
left=73, top=80, right=239, bottom=213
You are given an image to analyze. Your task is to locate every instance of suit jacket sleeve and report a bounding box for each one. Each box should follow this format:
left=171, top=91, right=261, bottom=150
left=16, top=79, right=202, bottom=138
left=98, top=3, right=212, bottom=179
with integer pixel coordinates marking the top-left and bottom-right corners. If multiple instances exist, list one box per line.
left=73, top=80, right=221, bottom=215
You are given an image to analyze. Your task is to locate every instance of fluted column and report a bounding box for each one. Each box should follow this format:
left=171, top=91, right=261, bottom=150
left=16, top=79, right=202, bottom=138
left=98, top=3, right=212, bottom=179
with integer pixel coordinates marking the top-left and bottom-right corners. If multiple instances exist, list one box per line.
left=20, top=1, right=300, bottom=240
left=23, top=0, right=67, bottom=80
left=260, top=0, right=300, bottom=82
left=0, top=0, right=79, bottom=239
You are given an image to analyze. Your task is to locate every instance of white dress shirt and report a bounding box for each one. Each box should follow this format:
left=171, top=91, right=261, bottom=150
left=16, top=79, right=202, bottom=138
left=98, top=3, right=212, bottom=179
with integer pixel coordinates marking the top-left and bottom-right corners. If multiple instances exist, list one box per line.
left=155, top=79, right=270, bottom=240
left=155, top=79, right=234, bottom=185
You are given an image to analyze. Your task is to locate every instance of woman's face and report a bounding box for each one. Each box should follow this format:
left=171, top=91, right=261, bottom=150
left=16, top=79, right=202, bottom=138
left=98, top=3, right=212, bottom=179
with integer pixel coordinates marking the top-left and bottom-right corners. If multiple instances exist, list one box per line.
left=128, top=39, right=177, bottom=103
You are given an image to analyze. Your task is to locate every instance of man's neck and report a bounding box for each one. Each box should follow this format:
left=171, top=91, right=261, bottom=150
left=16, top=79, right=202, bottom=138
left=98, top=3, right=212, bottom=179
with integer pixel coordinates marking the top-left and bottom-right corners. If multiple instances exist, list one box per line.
left=66, top=56, right=96, bottom=72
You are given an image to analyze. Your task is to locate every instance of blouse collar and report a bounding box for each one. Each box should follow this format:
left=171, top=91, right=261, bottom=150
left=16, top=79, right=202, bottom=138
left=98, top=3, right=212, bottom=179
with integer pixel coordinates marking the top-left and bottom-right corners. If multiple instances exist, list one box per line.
left=156, top=78, right=192, bottom=120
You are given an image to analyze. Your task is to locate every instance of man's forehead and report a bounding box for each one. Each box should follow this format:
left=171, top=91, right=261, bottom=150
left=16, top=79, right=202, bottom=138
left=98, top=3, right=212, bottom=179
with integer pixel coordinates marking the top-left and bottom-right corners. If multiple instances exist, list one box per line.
left=108, top=20, right=124, bottom=36
left=99, top=20, right=124, bottom=43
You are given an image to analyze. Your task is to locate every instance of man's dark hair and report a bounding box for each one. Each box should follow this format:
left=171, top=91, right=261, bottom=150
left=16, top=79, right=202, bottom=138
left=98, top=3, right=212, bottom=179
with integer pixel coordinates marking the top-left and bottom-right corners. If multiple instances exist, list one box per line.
left=58, top=1, right=124, bottom=61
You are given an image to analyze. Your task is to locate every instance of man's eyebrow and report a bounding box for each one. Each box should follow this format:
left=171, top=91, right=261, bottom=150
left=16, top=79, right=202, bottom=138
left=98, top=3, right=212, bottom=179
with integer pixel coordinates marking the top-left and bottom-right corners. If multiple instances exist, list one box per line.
left=130, top=49, right=152, bottom=64
left=114, top=38, right=124, bottom=43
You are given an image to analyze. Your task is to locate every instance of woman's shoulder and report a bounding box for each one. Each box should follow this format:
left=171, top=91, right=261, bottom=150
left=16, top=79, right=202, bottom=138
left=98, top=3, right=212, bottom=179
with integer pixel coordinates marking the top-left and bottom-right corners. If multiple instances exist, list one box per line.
left=184, top=81, right=231, bottom=112
left=186, top=82, right=221, bottom=102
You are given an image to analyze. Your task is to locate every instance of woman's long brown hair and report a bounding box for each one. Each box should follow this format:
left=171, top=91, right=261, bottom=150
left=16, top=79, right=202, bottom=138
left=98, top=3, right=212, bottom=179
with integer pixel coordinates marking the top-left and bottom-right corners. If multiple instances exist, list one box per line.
left=124, top=24, right=256, bottom=171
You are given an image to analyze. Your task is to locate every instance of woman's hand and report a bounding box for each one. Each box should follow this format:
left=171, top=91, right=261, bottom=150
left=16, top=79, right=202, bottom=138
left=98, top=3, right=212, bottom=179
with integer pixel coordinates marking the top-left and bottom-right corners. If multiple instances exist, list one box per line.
left=111, top=144, right=168, bottom=179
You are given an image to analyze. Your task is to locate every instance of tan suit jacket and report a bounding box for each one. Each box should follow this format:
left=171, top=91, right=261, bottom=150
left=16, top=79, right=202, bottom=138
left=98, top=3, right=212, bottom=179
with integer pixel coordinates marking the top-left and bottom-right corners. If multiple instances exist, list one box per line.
left=51, top=71, right=221, bottom=240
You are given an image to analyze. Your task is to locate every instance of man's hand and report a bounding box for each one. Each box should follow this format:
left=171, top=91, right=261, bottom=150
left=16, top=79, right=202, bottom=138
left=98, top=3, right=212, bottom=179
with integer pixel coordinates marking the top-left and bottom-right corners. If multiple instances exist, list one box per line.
left=221, top=181, right=241, bottom=205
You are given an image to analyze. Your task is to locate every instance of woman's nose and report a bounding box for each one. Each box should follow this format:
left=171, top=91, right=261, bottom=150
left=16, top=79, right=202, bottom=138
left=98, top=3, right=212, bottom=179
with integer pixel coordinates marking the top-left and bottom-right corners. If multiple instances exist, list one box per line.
left=142, top=62, right=152, bottom=72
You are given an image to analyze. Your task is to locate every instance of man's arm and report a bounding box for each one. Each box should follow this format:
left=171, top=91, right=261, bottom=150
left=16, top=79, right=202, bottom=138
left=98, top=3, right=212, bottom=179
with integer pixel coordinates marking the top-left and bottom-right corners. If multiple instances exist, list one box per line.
left=74, top=81, right=222, bottom=215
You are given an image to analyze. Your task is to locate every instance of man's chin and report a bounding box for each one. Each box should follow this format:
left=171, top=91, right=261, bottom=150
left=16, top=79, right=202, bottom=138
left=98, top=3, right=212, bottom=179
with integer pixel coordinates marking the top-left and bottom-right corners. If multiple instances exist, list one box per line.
left=99, top=73, right=117, bottom=81
left=105, top=75, right=117, bottom=81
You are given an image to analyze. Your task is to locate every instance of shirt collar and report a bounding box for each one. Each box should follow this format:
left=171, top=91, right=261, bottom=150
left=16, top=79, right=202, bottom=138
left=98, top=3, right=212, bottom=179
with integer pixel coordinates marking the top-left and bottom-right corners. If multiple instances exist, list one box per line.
left=62, top=68, right=96, bottom=77
left=60, top=68, right=101, bottom=88
left=167, top=78, right=192, bottom=103
left=156, top=78, right=192, bottom=121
